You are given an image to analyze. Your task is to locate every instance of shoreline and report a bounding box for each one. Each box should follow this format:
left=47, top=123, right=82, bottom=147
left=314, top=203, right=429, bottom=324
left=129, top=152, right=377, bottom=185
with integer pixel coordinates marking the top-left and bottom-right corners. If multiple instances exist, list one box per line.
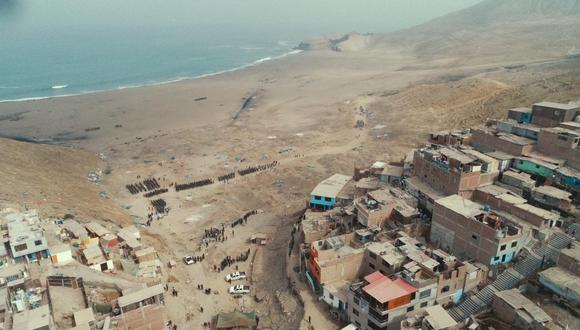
left=0, top=49, right=304, bottom=104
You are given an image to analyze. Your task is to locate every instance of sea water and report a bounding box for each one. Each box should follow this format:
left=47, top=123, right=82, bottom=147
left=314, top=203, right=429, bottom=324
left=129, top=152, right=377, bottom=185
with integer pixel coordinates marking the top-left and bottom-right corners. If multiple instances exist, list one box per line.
left=0, top=0, right=480, bottom=102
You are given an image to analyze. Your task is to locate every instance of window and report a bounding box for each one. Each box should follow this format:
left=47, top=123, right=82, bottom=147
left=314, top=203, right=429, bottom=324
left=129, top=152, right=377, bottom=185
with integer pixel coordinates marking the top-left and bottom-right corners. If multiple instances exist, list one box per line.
left=352, top=308, right=359, bottom=316
left=369, top=251, right=377, bottom=260
left=324, top=197, right=332, bottom=202
left=353, top=297, right=360, bottom=305
left=471, top=234, right=478, bottom=240
left=382, top=260, right=391, bottom=268
left=14, top=244, right=27, bottom=252
left=355, top=321, right=361, bottom=327
left=369, top=263, right=375, bottom=270
left=511, top=241, right=517, bottom=248
left=419, top=289, right=431, bottom=299
left=500, top=244, right=506, bottom=251
left=501, top=254, right=507, bottom=262
left=329, top=293, right=334, bottom=300
left=441, top=286, right=450, bottom=293
left=314, top=196, right=321, bottom=200
left=420, top=302, right=428, bottom=308
left=407, top=306, right=414, bottom=312
left=494, top=256, right=500, bottom=261
left=34, top=240, right=42, bottom=246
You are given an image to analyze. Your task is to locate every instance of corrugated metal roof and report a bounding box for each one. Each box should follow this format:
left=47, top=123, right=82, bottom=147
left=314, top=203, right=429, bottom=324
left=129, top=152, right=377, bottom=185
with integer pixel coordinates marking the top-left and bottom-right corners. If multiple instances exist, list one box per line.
left=311, top=174, right=351, bottom=198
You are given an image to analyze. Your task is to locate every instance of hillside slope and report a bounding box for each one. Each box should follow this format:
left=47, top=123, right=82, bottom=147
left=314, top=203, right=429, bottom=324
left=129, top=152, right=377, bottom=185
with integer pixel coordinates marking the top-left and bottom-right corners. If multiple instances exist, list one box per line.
left=0, top=138, right=131, bottom=225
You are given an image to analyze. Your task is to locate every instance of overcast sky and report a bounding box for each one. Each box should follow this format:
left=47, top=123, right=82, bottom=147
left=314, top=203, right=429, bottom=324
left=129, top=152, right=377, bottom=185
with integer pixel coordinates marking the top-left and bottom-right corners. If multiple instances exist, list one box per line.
left=1, top=0, right=483, bottom=37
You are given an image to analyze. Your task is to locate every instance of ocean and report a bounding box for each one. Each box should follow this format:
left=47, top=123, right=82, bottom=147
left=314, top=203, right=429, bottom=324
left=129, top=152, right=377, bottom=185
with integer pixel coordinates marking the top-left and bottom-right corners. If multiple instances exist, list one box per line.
left=0, top=0, right=481, bottom=103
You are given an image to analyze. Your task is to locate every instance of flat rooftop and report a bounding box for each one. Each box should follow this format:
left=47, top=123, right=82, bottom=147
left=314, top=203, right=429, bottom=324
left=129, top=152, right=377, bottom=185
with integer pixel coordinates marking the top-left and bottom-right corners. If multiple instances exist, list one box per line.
left=436, top=195, right=483, bottom=218
left=509, top=107, right=532, bottom=114
left=311, top=174, right=352, bottom=198
left=362, top=271, right=417, bottom=304
left=534, top=101, right=580, bottom=111
left=539, top=267, right=580, bottom=296
left=494, top=289, right=551, bottom=324
left=423, top=305, right=457, bottom=329
left=560, top=241, right=580, bottom=262
left=533, top=185, right=572, bottom=201
left=486, top=150, right=516, bottom=160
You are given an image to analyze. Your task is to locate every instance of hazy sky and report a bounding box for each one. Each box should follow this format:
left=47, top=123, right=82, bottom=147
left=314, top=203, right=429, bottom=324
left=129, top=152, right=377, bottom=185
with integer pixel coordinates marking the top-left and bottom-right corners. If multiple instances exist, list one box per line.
left=1, top=0, right=483, bottom=38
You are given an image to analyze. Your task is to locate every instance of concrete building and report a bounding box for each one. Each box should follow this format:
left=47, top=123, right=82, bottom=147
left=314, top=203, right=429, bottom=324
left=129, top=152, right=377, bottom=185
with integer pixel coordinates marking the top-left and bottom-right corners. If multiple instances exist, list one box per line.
left=430, top=195, right=527, bottom=266
left=347, top=272, right=425, bottom=330
left=306, top=234, right=365, bottom=291
left=2, top=210, right=49, bottom=263
left=473, top=185, right=562, bottom=230
left=557, top=241, right=580, bottom=275
left=531, top=102, right=580, bottom=128
left=538, top=267, right=580, bottom=306
left=12, top=304, right=53, bottom=330
left=355, top=190, right=397, bottom=228
left=380, top=165, right=404, bottom=185
left=413, top=145, right=497, bottom=197
left=401, top=305, right=459, bottom=330
left=310, top=174, right=353, bottom=210
left=512, top=156, right=559, bottom=179
left=404, top=176, right=446, bottom=213
left=471, top=127, right=536, bottom=156
left=495, top=119, right=541, bottom=140
left=531, top=185, right=573, bottom=213
left=429, top=129, right=472, bottom=146
left=536, top=127, right=580, bottom=170
left=492, top=289, right=552, bottom=330
left=499, top=169, right=535, bottom=195
left=554, top=166, right=580, bottom=193
left=49, top=244, right=73, bottom=266
left=486, top=150, right=514, bottom=172
left=507, top=107, right=533, bottom=124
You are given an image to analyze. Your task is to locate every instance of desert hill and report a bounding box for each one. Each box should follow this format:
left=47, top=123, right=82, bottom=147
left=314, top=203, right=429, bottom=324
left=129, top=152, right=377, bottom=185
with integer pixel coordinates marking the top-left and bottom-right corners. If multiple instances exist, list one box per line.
left=0, top=138, right=132, bottom=225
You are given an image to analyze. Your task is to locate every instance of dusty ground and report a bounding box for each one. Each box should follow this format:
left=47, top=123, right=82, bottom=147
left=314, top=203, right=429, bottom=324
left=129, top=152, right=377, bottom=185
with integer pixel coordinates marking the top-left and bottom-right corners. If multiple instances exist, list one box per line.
left=1, top=3, right=580, bottom=329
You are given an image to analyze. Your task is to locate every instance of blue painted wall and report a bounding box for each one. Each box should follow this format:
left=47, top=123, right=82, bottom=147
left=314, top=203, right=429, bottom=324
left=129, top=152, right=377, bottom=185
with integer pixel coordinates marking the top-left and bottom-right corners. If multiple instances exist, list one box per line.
left=490, top=251, right=514, bottom=265
left=310, top=195, right=335, bottom=209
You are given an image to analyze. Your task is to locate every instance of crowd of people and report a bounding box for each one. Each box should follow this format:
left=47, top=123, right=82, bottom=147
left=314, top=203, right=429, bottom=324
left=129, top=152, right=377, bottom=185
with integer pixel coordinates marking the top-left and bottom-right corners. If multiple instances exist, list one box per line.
left=175, top=178, right=214, bottom=192
left=151, top=198, right=168, bottom=214
left=126, top=178, right=161, bottom=194
left=218, top=248, right=251, bottom=271
left=143, top=188, right=168, bottom=198
left=237, top=160, right=278, bottom=176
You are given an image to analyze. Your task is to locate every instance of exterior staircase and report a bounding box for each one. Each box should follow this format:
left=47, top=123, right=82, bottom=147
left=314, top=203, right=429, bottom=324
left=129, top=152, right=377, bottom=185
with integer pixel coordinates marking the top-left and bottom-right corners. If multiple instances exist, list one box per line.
left=447, top=231, right=573, bottom=322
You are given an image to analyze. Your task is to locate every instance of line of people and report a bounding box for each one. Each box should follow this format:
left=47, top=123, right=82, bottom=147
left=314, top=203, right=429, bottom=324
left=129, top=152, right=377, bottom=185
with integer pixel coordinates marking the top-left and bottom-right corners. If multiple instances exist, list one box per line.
left=175, top=178, right=214, bottom=192
left=219, top=248, right=251, bottom=271
left=218, top=171, right=236, bottom=182
left=143, top=188, right=168, bottom=198
left=237, top=160, right=278, bottom=176
left=126, top=178, right=161, bottom=194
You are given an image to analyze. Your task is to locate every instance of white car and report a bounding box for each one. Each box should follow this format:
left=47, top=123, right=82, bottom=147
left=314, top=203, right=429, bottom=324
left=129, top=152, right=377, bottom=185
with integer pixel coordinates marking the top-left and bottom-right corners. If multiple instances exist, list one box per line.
left=225, top=271, right=247, bottom=282
left=228, top=285, right=250, bottom=295
left=183, top=256, right=194, bottom=265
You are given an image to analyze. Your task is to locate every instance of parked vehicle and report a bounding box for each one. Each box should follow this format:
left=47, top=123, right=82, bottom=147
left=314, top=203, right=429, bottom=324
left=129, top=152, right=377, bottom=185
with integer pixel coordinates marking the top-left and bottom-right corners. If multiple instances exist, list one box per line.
left=183, top=256, right=194, bottom=265
left=225, top=271, right=247, bottom=282
left=228, top=285, right=250, bottom=294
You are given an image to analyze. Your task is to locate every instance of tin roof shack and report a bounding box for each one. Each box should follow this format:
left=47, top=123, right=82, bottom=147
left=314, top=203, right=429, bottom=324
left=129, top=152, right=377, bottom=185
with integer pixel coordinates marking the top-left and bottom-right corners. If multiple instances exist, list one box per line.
left=0, top=264, right=28, bottom=290
left=537, top=127, right=580, bottom=170
left=500, top=169, right=536, bottom=194
left=401, top=304, right=459, bottom=330
left=306, top=234, right=366, bottom=289
left=555, top=167, right=580, bottom=193
left=472, top=127, right=536, bottom=156
left=310, top=174, right=353, bottom=210
left=114, top=284, right=164, bottom=330
left=512, top=156, right=559, bottom=179
left=460, top=147, right=501, bottom=176
left=495, top=119, right=541, bottom=140
left=486, top=151, right=515, bottom=172
left=473, top=185, right=561, bottom=230
left=134, top=247, right=161, bottom=278
left=531, top=102, right=580, bottom=128
left=73, top=307, right=96, bottom=329
left=215, top=310, right=257, bottom=329
left=118, top=226, right=142, bottom=253
left=347, top=272, right=422, bottom=330
left=560, top=121, right=580, bottom=131
left=508, top=107, right=533, bottom=124
left=413, top=145, right=496, bottom=198
left=429, top=129, right=472, bottom=146
left=81, top=244, right=114, bottom=272
left=538, top=267, right=580, bottom=306
left=430, top=195, right=527, bottom=266
left=557, top=241, right=580, bottom=275
left=531, top=185, right=573, bottom=213
left=380, top=165, right=404, bottom=185
left=365, top=241, right=407, bottom=276
left=355, top=190, right=397, bottom=228
left=63, top=219, right=89, bottom=240
left=2, top=210, right=49, bottom=263
left=492, top=289, right=552, bottom=330
left=49, top=243, right=73, bottom=266
left=12, top=303, right=53, bottom=330
left=85, top=222, right=111, bottom=238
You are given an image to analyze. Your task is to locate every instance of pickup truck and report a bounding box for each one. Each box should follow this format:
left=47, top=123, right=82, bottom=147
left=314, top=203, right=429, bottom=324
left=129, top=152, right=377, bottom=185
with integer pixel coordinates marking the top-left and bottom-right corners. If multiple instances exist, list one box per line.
left=228, top=285, right=250, bottom=295
left=225, top=271, right=247, bottom=282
